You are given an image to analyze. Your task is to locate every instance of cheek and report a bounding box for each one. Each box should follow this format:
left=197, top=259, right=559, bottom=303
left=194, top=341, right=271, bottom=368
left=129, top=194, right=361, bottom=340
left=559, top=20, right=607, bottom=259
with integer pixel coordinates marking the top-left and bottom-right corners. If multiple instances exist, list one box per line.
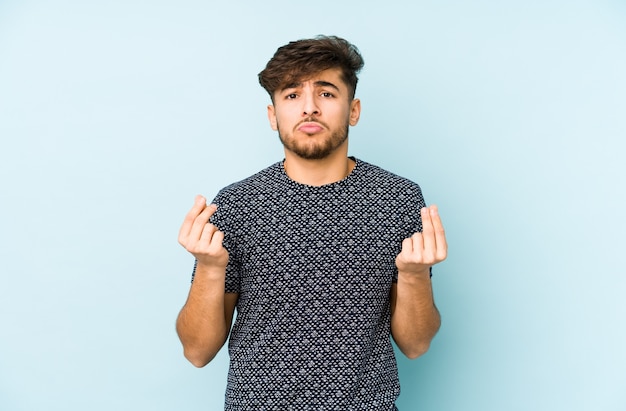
left=274, top=110, right=297, bottom=130
left=271, top=111, right=290, bottom=132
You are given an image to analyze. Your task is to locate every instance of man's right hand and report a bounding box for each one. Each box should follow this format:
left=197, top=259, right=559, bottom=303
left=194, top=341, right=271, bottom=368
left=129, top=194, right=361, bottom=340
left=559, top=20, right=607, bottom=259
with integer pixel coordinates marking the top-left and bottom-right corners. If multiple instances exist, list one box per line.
left=178, top=195, right=229, bottom=271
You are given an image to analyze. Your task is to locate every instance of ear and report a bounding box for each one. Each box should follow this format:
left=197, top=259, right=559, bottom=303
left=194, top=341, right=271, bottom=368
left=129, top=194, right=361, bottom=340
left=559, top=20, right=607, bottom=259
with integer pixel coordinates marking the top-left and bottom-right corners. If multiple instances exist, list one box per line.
left=349, top=98, right=361, bottom=126
left=267, top=104, right=278, bottom=131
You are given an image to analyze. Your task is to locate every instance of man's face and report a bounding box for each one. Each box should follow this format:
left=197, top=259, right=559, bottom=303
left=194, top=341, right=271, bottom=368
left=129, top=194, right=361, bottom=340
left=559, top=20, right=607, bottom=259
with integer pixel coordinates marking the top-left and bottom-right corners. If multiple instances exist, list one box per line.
left=267, top=68, right=361, bottom=160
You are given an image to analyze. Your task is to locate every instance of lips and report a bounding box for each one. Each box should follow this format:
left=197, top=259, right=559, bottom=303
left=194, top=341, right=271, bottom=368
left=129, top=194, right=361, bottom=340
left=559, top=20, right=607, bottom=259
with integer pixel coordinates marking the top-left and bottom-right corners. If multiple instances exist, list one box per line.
left=297, top=122, right=324, bottom=134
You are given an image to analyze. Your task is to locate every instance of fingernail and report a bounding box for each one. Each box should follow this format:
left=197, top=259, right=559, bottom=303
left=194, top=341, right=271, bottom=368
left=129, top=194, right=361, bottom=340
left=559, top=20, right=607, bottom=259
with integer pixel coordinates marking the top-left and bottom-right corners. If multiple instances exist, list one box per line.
left=430, top=206, right=439, bottom=216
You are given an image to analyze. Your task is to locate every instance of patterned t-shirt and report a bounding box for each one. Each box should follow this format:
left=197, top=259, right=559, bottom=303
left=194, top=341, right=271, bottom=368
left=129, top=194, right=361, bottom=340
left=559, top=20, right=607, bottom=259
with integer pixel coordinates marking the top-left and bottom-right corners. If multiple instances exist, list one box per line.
left=205, top=158, right=426, bottom=411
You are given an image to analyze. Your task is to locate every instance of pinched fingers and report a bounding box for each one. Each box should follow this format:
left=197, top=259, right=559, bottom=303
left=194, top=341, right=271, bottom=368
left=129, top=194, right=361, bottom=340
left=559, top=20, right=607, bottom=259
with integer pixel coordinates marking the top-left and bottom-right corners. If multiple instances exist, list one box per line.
left=179, top=196, right=208, bottom=244
left=396, top=234, right=429, bottom=275
left=178, top=196, right=229, bottom=268
left=396, top=205, right=448, bottom=273
left=401, top=231, right=437, bottom=266
left=178, top=196, right=218, bottom=249
left=188, top=205, right=218, bottom=245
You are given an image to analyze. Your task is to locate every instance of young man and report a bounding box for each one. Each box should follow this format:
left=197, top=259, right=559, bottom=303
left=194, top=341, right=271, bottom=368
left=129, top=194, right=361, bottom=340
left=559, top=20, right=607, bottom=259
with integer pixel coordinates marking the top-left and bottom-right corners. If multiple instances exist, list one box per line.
left=176, top=36, right=447, bottom=410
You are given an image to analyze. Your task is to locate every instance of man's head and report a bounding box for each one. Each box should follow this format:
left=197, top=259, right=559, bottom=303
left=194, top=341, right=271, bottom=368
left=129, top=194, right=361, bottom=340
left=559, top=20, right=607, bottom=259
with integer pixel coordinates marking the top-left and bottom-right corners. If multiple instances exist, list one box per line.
left=258, top=35, right=364, bottom=102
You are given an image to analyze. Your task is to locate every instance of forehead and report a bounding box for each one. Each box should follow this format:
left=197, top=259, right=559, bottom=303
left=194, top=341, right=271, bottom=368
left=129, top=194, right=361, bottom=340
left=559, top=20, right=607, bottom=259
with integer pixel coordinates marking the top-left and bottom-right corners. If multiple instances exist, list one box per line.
left=281, top=68, right=346, bottom=89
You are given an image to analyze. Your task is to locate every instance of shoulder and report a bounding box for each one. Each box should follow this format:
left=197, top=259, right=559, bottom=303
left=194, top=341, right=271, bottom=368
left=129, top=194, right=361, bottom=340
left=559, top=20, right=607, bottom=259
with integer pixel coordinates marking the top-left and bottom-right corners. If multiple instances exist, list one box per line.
left=355, top=159, right=423, bottom=195
left=209, top=162, right=283, bottom=234
left=214, top=162, right=283, bottom=201
left=210, top=162, right=286, bottom=225
left=354, top=159, right=426, bottom=233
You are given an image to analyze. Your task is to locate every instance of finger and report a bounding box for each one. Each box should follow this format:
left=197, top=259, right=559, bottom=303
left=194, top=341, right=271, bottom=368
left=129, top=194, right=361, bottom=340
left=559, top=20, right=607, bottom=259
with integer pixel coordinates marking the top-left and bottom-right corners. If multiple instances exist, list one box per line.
left=178, top=195, right=208, bottom=242
left=208, top=230, right=225, bottom=252
left=396, top=237, right=415, bottom=266
left=401, top=237, right=414, bottom=254
left=429, top=205, right=448, bottom=261
left=188, top=204, right=218, bottom=243
left=420, top=207, right=435, bottom=254
left=200, top=221, right=223, bottom=246
left=410, top=231, right=424, bottom=256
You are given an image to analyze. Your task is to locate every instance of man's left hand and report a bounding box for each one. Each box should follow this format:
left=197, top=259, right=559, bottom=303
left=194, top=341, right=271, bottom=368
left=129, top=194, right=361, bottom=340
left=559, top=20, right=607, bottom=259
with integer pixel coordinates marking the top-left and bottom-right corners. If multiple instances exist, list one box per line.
left=395, top=205, right=448, bottom=277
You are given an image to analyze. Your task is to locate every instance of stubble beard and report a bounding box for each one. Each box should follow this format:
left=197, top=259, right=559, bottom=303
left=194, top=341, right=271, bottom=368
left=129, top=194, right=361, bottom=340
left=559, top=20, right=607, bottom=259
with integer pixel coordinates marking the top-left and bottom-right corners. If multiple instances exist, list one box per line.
left=277, top=120, right=350, bottom=160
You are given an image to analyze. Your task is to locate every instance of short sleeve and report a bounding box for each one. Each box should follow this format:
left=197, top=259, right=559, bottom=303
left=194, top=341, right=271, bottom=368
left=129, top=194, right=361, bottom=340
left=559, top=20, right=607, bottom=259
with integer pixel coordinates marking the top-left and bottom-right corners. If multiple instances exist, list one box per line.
left=391, top=182, right=432, bottom=282
left=210, top=196, right=242, bottom=293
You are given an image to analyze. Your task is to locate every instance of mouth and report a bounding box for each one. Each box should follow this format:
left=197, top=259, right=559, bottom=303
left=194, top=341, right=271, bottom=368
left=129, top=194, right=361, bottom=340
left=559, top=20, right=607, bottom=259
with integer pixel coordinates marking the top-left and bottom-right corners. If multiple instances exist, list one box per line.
left=297, top=121, right=325, bottom=134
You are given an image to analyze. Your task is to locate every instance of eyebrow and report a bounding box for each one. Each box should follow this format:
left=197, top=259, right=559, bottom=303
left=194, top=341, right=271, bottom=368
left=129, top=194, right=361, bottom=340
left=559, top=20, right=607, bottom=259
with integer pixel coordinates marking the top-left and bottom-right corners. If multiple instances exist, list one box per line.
left=281, top=80, right=341, bottom=92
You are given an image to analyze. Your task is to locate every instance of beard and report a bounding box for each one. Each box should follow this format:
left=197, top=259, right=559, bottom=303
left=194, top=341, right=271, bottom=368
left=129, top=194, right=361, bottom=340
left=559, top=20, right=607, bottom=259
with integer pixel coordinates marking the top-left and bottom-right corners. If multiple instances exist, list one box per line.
left=277, top=118, right=350, bottom=160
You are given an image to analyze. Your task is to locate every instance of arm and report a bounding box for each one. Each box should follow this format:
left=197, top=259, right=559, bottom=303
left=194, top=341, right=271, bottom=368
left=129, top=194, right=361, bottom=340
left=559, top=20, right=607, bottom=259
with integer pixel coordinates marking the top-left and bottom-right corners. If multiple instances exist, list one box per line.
left=175, top=195, right=237, bottom=367
left=391, top=205, right=447, bottom=359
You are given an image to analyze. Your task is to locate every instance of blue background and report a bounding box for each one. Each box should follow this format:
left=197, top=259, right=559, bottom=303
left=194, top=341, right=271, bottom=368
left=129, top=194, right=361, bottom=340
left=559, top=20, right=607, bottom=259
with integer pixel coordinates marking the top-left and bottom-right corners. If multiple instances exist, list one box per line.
left=1, top=1, right=625, bottom=410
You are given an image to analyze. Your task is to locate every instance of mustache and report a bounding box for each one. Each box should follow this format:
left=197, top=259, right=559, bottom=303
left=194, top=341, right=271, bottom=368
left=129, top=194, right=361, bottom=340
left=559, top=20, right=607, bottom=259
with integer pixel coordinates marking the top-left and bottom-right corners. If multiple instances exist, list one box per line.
left=296, top=117, right=329, bottom=129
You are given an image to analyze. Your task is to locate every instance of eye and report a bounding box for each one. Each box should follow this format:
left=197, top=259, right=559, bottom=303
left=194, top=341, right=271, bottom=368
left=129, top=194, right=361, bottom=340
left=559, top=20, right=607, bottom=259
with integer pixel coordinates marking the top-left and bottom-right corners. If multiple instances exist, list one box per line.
left=285, top=93, right=298, bottom=100
left=321, top=92, right=334, bottom=98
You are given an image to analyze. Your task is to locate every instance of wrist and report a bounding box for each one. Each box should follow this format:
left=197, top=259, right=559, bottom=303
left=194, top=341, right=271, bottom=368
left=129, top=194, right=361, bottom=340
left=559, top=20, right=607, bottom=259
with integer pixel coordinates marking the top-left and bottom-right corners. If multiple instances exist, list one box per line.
left=193, top=261, right=227, bottom=282
left=397, top=267, right=432, bottom=284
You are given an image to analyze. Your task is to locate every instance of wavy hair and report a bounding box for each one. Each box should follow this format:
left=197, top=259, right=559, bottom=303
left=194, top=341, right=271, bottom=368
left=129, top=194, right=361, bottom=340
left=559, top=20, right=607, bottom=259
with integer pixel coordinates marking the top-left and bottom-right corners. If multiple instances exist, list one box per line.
left=258, top=35, right=364, bottom=101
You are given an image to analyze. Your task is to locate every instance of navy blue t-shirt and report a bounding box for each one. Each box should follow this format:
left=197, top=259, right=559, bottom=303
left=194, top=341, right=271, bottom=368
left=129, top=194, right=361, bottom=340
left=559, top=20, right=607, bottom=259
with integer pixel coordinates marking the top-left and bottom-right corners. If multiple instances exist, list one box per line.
left=201, top=158, right=425, bottom=410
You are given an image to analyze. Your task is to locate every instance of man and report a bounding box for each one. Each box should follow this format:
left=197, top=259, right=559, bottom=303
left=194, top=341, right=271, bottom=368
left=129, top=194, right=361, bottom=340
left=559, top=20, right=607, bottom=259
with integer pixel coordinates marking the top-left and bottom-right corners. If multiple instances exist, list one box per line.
left=176, top=35, right=447, bottom=410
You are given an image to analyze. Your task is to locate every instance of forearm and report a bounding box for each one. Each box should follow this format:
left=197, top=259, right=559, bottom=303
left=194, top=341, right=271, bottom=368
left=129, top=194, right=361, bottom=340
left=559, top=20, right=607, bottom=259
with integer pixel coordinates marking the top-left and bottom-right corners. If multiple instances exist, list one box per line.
left=390, top=271, right=441, bottom=359
left=176, top=264, right=230, bottom=367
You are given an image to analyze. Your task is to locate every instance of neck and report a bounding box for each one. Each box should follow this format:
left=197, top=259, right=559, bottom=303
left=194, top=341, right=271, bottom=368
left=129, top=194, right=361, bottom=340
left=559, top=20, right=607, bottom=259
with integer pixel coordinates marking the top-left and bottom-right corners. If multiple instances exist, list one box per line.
left=283, top=152, right=355, bottom=186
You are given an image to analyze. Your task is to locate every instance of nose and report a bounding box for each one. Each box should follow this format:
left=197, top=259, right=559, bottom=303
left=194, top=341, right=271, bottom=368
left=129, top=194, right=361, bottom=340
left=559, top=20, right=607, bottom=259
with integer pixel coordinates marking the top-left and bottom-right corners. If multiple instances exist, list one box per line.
left=302, top=93, right=320, bottom=116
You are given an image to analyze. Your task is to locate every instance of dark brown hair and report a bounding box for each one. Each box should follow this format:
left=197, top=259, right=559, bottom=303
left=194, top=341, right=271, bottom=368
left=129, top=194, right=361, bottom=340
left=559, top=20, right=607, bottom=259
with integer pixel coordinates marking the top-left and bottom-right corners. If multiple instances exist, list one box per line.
left=258, top=35, right=364, bottom=101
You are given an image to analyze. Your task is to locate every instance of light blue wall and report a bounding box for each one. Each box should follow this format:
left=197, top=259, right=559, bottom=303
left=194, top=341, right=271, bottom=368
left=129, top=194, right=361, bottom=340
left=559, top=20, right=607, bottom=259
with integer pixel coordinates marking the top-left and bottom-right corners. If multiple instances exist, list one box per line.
left=1, top=1, right=625, bottom=410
